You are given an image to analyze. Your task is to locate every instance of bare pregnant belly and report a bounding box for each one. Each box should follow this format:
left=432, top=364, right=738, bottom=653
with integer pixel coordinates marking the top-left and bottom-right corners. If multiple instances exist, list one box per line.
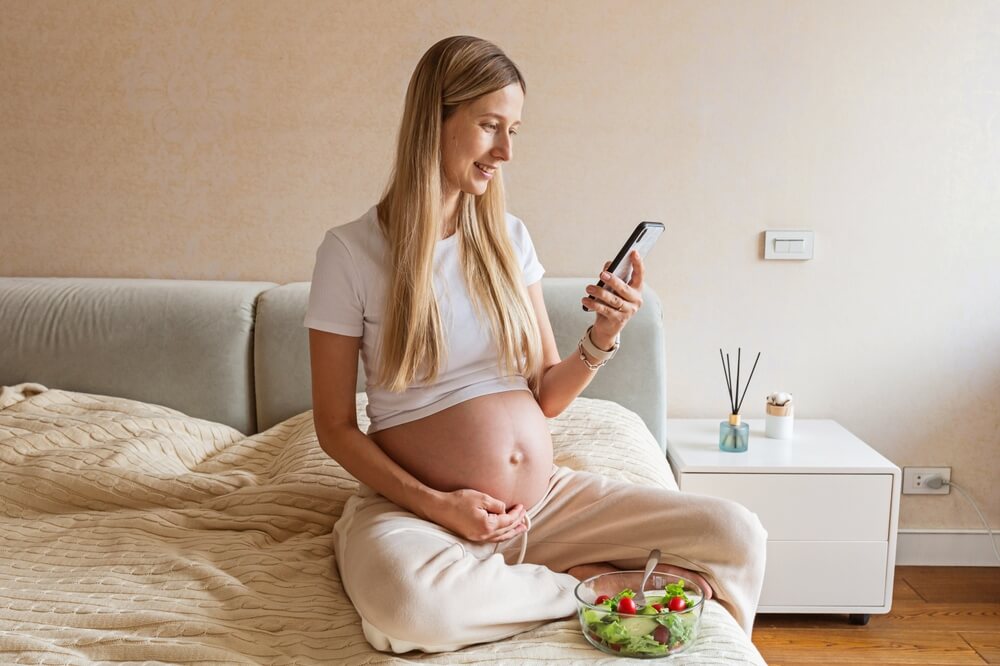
left=369, top=390, right=554, bottom=510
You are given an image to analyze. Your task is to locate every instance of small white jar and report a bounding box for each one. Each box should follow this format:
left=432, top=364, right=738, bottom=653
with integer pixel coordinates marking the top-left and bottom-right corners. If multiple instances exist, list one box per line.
left=765, top=402, right=794, bottom=439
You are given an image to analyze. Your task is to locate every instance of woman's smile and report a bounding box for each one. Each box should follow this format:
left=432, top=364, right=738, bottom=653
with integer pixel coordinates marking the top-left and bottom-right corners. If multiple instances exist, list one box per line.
left=475, top=161, right=496, bottom=178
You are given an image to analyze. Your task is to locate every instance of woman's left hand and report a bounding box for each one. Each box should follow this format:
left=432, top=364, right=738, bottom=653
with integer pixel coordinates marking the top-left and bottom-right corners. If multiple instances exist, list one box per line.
left=582, top=249, right=645, bottom=348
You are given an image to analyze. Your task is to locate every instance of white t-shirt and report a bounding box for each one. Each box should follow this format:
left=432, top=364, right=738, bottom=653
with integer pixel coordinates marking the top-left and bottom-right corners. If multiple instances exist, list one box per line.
left=304, top=204, right=545, bottom=434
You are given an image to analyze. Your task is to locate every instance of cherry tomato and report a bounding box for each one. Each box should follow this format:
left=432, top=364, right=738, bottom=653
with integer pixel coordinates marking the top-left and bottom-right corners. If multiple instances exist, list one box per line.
left=667, top=596, right=687, bottom=612
left=651, top=603, right=663, bottom=612
left=594, top=595, right=610, bottom=605
left=610, top=643, right=621, bottom=652
left=617, top=597, right=637, bottom=614
left=653, top=625, right=670, bottom=644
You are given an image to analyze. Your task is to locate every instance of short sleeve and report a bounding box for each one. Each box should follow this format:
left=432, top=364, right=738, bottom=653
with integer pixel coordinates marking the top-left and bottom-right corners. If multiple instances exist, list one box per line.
left=303, top=231, right=364, bottom=336
left=508, top=215, right=545, bottom=285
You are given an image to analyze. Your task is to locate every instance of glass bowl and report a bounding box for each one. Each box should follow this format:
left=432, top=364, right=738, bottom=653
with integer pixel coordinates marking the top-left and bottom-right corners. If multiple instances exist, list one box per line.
left=574, top=570, right=705, bottom=658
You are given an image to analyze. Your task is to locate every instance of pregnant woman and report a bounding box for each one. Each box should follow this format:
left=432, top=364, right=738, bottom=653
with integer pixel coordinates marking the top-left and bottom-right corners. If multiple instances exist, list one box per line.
left=306, top=35, right=767, bottom=654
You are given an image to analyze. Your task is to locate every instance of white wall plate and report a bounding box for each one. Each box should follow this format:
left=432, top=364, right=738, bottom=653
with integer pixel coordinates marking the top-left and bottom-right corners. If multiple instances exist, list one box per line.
left=764, top=230, right=814, bottom=260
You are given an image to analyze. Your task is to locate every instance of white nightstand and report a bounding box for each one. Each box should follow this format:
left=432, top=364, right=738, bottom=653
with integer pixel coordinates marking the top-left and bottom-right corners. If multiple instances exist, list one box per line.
left=666, top=419, right=901, bottom=625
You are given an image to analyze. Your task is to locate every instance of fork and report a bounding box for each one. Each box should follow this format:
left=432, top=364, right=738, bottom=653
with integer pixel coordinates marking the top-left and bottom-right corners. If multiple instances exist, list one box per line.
left=633, top=548, right=661, bottom=608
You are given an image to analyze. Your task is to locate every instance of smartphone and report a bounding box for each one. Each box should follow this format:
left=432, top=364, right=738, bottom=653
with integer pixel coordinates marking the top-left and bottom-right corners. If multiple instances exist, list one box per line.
left=583, top=221, right=665, bottom=311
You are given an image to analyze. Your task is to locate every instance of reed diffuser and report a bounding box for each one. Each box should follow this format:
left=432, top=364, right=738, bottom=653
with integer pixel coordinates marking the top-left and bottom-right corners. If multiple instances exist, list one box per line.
left=718, top=347, right=761, bottom=452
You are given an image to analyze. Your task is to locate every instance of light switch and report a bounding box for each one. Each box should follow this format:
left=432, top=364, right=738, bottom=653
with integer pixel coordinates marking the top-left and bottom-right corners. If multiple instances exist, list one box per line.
left=764, top=230, right=814, bottom=260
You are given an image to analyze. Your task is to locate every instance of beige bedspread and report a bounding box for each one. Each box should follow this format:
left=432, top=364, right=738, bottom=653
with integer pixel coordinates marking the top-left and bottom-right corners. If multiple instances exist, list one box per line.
left=0, top=384, right=765, bottom=665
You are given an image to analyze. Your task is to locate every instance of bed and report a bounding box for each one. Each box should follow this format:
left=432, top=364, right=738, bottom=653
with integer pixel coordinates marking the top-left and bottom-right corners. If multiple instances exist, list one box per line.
left=0, top=276, right=766, bottom=665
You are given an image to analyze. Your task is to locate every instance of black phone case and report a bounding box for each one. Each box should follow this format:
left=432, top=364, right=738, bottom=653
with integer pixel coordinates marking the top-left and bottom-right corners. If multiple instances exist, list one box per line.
left=583, top=221, right=665, bottom=311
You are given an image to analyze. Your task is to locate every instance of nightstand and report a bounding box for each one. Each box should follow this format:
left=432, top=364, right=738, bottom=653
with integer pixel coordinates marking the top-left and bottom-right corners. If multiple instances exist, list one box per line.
left=666, top=419, right=901, bottom=624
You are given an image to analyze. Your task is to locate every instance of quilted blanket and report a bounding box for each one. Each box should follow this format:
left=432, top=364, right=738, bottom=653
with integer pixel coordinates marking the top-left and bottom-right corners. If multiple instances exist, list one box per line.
left=0, top=384, right=765, bottom=665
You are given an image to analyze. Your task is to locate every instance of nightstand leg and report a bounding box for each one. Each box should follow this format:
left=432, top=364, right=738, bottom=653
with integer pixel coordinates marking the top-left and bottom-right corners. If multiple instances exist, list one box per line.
left=848, top=613, right=870, bottom=625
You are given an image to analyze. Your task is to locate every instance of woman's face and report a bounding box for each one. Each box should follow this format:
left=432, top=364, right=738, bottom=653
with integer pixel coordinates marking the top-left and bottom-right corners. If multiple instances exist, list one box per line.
left=440, top=83, right=524, bottom=199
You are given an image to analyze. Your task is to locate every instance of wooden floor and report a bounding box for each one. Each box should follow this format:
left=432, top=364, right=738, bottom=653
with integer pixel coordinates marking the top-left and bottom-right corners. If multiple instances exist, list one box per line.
left=751, top=566, right=1000, bottom=665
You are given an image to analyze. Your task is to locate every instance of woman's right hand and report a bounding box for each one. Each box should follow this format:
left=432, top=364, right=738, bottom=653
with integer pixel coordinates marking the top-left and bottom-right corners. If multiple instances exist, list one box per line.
left=428, top=488, right=527, bottom=543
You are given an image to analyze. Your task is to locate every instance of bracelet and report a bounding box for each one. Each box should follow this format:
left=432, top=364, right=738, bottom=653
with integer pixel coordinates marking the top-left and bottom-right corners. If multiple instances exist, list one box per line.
left=578, top=325, right=620, bottom=370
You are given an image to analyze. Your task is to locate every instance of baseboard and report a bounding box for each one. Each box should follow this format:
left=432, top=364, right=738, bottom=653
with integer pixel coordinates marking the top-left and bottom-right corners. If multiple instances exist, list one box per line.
left=896, top=529, right=1000, bottom=566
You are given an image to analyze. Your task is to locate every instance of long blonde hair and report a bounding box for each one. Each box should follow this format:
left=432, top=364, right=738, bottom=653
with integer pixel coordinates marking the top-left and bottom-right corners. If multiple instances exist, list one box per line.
left=374, top=36, right=543, bottom=396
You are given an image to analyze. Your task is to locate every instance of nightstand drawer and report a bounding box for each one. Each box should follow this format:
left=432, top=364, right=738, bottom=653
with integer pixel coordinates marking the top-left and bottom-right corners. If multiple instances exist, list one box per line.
left=681, top=473, right=892, bottom=541
left=759, top=541, right=888, bottom=607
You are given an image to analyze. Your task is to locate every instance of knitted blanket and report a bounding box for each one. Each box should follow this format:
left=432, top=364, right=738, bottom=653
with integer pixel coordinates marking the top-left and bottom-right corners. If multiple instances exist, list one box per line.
left=0, top=384, right=763, bottom=665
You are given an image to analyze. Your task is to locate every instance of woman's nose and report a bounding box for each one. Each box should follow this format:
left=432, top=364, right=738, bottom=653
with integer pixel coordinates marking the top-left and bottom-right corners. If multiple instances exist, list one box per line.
left=493, top=134, right=512, bottom=162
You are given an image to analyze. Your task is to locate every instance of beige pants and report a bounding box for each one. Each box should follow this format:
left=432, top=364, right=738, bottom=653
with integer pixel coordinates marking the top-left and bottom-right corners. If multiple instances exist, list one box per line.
left=333, top=464, right=768, bottom=654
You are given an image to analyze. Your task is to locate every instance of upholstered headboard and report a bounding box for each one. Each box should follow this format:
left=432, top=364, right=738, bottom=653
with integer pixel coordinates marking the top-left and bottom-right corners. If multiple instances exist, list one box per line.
left=0, top=277, right=667, bottom=450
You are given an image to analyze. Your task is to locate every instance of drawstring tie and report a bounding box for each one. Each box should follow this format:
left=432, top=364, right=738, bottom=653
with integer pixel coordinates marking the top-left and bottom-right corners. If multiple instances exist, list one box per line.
left=515, top=512, right=532, bottom=565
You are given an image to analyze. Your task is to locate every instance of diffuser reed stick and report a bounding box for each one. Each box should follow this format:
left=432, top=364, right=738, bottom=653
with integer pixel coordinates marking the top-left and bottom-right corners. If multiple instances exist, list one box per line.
left=719, top=349, right=735, bottom=413
left=736, top=352, right=760, bottom=414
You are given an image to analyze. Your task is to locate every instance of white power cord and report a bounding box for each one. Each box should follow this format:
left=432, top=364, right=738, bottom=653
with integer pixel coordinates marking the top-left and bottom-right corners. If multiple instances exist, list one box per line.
left=925, top=475, right=1000, bottom=563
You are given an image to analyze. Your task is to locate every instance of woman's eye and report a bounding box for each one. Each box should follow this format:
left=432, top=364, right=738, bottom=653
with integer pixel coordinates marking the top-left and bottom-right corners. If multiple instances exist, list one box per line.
left=484, top=123, right=516, bottom=136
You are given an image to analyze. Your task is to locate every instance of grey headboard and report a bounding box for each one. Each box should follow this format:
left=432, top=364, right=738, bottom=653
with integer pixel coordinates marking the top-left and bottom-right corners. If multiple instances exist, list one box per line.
left=1, top=277, right=666, bottom=450
left=0, top=278, right=275, bottom=434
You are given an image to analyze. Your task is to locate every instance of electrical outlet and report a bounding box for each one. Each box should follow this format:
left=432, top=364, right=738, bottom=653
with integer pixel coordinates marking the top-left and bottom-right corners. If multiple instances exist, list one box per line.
left=902, top=467, right=951, bottom=494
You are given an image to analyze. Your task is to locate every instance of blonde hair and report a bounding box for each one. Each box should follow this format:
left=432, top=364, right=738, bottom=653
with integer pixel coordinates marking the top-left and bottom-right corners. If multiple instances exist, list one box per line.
left=373, top=36, right=543, bottom=396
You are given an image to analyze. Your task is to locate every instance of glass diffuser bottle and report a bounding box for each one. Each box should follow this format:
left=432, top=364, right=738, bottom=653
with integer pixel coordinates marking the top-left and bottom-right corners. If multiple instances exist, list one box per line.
left=719, top=413, right=749, bottom=452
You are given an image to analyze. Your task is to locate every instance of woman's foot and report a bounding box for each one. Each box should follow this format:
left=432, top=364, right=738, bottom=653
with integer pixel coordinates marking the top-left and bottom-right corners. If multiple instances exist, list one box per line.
left=566, top=562, right=713, bottom=601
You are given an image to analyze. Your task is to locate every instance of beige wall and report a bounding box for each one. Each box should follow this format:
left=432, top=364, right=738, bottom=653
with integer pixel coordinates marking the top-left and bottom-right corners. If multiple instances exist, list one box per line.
left=2, top=1, right=998, bottom=533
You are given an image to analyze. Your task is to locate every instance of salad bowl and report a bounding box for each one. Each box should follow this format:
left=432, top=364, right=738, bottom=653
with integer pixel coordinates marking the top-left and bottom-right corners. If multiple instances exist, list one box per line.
left=574, top=571, right=704, bottom=658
